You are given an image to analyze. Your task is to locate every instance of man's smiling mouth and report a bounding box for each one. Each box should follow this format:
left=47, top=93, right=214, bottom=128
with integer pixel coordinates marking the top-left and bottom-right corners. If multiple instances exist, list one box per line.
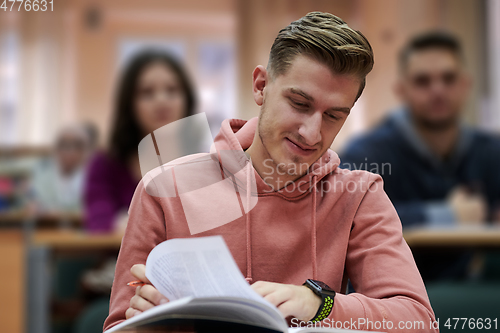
left=285, top=137, right=317, bottom=156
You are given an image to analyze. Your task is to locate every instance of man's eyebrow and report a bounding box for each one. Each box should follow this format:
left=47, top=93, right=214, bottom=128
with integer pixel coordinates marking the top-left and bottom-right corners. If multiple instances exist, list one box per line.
left=287, top=88, right=351, bottom=114
left=327, top=107, right=351, bottom=114
left=288, top=88, right=314, bottom=101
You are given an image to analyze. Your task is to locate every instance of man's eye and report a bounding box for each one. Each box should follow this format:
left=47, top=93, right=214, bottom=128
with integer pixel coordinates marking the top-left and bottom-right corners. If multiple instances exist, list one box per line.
left=413, top=75, right=431, bottom=88
left=291, top=100, right=308, bottom=108
left=326, top=113, right=339, bottom=120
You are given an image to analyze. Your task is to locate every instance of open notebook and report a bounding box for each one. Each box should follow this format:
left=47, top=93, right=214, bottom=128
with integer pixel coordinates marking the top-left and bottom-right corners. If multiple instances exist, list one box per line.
left=105, top=236, right=380, bottom=333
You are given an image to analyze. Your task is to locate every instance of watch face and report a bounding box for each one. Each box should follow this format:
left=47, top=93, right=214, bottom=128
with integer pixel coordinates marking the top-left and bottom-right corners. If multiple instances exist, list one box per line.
left=307, top=279, right=336, bottom=298
left=310, top=279, right=334, bottom=292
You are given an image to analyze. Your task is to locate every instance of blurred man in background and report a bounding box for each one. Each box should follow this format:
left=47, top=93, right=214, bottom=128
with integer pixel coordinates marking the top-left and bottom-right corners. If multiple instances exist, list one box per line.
left=340, top=31, right=500, bottom=281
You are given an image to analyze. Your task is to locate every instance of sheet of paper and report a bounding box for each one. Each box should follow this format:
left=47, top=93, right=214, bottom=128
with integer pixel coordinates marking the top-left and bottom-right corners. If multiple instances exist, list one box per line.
left=145, top=235, right=269, bottom=305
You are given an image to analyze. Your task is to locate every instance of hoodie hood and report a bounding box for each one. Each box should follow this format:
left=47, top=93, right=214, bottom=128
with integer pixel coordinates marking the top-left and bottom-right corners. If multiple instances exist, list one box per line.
left=211, top=117, right=341, bottom=199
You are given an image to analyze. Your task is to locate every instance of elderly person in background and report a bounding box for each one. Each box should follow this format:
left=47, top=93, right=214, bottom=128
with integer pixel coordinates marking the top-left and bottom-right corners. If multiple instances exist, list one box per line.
left=32, top=124, right=93, bottom=214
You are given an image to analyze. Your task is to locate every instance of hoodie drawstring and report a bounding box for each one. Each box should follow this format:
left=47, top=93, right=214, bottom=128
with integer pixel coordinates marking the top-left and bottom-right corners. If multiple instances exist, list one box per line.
left=243, top=165, right=318, bottom=283
left=311, top=175, right=318, bottom=280
left=245, top=160, right=253, bottom=284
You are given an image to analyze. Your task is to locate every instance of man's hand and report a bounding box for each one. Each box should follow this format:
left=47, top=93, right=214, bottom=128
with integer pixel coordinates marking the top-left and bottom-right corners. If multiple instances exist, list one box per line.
left=250, top=281, right=321, bottom=321
left=448, top=186, right=487, bottom=225
left=125, top=264, right=169, bottom=319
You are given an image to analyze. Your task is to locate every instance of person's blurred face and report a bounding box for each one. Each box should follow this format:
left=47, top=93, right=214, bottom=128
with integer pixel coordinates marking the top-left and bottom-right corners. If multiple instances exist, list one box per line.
left=56, top=131, right=90, bottom=175
left=134, top=61, right=187, bottom=134
left=396, top=49, right=470, bottom=129
left=253, top=55, right=360, bottom=176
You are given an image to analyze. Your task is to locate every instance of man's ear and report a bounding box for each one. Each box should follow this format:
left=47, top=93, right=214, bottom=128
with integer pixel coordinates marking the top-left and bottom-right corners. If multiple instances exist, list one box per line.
left=252, top=65, right=268, bottom=106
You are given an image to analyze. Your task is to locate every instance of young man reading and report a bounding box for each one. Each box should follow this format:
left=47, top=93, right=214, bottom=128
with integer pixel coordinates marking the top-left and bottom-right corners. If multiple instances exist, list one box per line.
left=104, top=12, right=437, bottom=332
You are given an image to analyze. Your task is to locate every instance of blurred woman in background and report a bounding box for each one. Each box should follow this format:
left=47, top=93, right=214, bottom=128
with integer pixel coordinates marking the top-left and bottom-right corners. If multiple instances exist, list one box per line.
left=84, top=50, right=196, bottom=233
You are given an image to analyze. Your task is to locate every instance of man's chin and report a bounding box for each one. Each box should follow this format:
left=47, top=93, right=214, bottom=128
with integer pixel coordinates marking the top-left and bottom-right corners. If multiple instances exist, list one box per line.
left=416, top=113, right=459, bottom=131
left=280, top=156, right=318, bottom=176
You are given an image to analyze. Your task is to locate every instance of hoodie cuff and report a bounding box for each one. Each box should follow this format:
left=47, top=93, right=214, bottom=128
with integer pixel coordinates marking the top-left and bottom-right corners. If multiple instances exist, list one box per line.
left=326, top=293, right=366, bottom=326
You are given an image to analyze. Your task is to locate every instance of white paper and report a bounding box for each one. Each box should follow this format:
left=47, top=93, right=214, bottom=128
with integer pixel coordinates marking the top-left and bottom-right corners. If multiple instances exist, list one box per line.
left=145, top=235, right=272, bottom=306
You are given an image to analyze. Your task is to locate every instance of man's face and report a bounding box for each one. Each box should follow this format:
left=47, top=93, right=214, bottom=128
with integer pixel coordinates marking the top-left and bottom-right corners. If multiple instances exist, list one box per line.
left=397, top=49, right=470, bottom=129
left=55, top=131, right=90, bottom=175
left=253, top=55, right=360, bottom=176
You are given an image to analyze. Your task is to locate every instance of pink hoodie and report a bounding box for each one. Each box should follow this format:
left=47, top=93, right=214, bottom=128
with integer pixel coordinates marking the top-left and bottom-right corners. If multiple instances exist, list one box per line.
left=104, top=117, right=437, bottom=332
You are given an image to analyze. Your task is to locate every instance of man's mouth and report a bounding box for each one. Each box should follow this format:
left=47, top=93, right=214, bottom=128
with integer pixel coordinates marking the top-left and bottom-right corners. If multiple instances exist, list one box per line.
left=284, top=137, right=317, bottom=156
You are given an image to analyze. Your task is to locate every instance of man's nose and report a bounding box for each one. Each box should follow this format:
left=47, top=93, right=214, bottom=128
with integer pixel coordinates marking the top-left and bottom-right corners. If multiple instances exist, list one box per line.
left=297, top=112, right=322, bottom=146
left=430, top=78, right=447, bottom=95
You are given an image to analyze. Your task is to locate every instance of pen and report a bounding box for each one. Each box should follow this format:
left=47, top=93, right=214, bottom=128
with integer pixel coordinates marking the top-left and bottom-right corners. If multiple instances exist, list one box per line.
left=127, top=280, right=146, bottom=287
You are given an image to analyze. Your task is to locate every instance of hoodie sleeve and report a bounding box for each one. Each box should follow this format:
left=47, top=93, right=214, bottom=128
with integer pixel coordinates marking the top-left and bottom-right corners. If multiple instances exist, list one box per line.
left=328, top=173, right=437, bottom=333
left=103, top=178, right=166, bottom=332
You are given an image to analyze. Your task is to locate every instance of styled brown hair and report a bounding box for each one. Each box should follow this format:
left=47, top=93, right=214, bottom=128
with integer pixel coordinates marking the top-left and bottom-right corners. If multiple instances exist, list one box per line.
left=267, top=12, right=374, bottom=100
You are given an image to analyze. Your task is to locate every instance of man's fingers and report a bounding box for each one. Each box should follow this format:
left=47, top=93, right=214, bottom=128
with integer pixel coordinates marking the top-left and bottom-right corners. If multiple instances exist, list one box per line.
left=277, top=300, right=298, bottom=318
left=129, top=294, right=155, bottom=312
left=263, top=287, right=291, bottom=307
left=251, top=281, right=279, bottom=296
left=138, top=284, right=169, bottom=306
left=125, top=307, right=142, bottom=319
left=130, top=264, right=151, bottom=284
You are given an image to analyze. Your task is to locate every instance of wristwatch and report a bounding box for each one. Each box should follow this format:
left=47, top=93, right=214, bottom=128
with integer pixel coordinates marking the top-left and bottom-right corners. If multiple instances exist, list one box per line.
left=303, top=279, right=336, bottom=322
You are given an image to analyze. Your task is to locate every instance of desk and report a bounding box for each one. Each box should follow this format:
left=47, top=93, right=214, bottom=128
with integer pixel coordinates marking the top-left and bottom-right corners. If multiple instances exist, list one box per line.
left=0, top=231, right=25, bottom=333
left=0, top=211, right=83, bottom=228
left=31, top=227, right=500, bottom=250
left=28, top=230, right=122, bottom=333
left=32, top=230, right=123, bottom=249
left=403, top=227, right=500, bottom=247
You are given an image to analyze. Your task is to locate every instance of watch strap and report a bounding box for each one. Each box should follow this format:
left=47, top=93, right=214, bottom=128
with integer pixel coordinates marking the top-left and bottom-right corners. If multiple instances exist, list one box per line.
left=310, top=294, right=334, bottom=322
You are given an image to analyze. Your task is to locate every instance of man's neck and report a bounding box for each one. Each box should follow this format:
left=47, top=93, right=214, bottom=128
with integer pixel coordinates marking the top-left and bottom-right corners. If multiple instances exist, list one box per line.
left=245, top=139, right=303, bottom=192
left=413, top=120, right=460, bottom=160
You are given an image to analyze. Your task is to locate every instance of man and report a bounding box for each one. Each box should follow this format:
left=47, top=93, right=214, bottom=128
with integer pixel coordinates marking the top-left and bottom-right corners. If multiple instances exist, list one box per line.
left=104, top=13, right=437, bottom=332
left=341, top=32, right=500, bottom=280
left=32, top=124, right=92, bottom=213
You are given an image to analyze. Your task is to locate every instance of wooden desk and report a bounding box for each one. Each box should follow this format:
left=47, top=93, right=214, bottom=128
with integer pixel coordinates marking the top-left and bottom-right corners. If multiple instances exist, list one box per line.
left=0, top=231, right=25, bottom=333
left=28, top=230, right=122, bottom=333
left=0, top=211, right=83, bottom=228
left=404, top=227, right=500, bottom=247
left=32, top=230, right=123, bottom=249
left=31, top=227, right=500, bottom=250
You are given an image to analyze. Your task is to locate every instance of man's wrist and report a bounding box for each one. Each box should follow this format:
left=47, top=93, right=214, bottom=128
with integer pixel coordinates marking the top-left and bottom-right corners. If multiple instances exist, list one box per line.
left=302, top=279, right=336, bottom=322
left=302, top=286, right=322, bottom=321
